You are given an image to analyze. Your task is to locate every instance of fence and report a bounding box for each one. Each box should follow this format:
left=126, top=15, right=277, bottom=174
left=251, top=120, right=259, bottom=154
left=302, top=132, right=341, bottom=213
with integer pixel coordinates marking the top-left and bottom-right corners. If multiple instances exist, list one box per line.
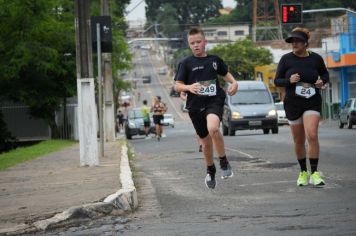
left=0, top=101, right=79, bottom=141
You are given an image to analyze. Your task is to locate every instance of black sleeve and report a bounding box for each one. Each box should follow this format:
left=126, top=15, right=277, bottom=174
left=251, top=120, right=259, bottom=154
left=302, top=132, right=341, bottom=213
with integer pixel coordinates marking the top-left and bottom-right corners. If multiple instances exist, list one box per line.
left=317, top=54, right=329, bottom=84
left=174, top=60, right=187, bottom=84
left=217, top=56, right=228, bottom=76
left=274, top=56, right=291, bottom=87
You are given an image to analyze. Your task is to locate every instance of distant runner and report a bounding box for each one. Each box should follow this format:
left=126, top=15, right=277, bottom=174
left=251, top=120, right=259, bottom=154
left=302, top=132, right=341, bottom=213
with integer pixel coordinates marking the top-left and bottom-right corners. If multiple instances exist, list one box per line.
left=151, top=96, right=167, bottom=141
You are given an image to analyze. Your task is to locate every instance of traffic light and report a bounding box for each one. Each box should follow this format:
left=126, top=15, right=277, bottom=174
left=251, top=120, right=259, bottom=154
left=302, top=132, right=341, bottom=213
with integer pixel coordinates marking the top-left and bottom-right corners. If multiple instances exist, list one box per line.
left=281, top=4, right=303, bottom=24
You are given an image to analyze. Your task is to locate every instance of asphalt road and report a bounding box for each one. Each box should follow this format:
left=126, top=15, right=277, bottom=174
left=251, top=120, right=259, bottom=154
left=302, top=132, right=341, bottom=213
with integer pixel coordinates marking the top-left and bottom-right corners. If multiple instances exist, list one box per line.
left=42, top=48, right=356, bottom=236
left=121, top=49, right=356, bottom=236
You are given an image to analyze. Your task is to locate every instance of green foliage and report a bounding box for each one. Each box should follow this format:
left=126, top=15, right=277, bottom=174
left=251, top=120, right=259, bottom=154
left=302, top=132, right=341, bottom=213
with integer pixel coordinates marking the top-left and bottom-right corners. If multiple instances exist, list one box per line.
left=0, top=0, right=76, bottom=138
left=0, top=140, right=75, bottom=170
left=156, top=3, right=180, bottom=37
left=0, top=111, right=17, bottom=153
left=208, top=39, right=273, bottom=80
left=145, top=0, right=223, bottom=29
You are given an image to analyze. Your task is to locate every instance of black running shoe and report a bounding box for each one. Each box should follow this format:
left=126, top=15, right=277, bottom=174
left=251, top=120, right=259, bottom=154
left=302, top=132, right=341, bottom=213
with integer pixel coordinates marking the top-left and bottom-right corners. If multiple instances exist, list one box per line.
left=205, top=173, right=216, bottom=189
left=220, top=158, right=233, bottom=179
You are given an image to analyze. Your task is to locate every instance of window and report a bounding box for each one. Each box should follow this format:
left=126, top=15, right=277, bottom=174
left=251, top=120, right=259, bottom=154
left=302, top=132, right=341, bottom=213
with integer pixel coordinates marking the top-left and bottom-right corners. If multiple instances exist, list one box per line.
left=235, top=30, right=244, bottom=36
left=217, top=31, right=227, bottom=36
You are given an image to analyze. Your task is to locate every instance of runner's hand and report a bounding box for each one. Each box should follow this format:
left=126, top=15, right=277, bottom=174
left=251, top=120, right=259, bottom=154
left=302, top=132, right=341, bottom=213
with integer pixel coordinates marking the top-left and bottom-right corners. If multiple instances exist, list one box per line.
left=289, top=73, right=300, bottom=84
left=189, top=82, right=202, bottom=94
left=227, top=81, right=238, bottom=96
left=315, top=79, right=325, bottom=89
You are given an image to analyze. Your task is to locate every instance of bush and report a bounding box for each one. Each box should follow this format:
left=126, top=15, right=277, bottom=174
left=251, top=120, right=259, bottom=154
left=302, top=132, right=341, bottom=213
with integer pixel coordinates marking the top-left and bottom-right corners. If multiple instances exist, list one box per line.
left=0, top=111, right=17, bottom=153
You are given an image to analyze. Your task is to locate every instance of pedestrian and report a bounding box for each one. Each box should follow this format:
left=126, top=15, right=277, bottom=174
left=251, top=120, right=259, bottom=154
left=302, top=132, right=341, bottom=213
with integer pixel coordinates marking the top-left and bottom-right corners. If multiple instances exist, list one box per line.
left=274, top=27, right=329, bottom=187
left=151, top=96, right=167, bottom=141
left=116, top=110, right=125, bottom=133
left=180, top=91, right=203, bottom=152
left=174, top=27, right=238, bottom=189
left=141, top=100, right=151, bottom=139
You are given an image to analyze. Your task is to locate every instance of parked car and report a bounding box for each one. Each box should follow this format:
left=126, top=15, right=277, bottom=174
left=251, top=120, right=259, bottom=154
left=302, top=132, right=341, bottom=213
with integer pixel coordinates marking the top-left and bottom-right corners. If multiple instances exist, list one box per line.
left=125, top=108, right=155, bottom=139
left=158, top=67, right=167, bottom=75
left=142, top=75, right=151, bottom=84
left=162, top=113, right=175, bottom=128
left=169, top=86, right=180, bottom=97
left=222, top=81, right=278, bottom=136
left=339, top=98, right=356, bottom=129
left=275, top=102, right=288, bottom=125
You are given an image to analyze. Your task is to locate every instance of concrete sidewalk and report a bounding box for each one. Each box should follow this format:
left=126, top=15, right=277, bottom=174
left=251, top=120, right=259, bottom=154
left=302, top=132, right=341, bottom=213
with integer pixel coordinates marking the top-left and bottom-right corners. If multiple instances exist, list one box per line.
left=0, top=140, right=137, bottom=235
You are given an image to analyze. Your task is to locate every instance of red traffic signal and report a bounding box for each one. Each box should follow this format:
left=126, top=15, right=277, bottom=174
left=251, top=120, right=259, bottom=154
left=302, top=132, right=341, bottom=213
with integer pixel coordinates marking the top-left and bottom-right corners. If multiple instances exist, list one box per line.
left=281, top=4, right=303, bottom=24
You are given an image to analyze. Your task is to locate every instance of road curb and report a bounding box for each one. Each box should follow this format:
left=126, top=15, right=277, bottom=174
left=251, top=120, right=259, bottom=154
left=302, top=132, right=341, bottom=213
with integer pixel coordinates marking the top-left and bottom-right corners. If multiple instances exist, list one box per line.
left=0, top=142, right=137, bottom=235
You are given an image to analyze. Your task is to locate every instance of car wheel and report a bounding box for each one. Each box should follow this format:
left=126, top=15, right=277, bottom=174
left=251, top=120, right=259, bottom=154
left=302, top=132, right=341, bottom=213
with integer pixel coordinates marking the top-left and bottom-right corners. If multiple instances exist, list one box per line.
left=271, top=126, right=279, bottom=134
left=222, top=122, right=228, bottom=136
left=263, top=128, right=269, bottom=134
left=347, top=117, right=353, bottom=129
left=228, top=123, right=235, bottom=136
left=339, top=119, right=344, bottom=129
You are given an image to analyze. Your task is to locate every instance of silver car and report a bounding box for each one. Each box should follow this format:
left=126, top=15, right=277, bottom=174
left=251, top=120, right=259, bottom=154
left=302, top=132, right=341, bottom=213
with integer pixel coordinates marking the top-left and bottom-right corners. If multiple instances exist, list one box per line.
left=339, top=98, right=356, bottom=129
left=222, top=81, right=278, bottom=136
left=162, top=113, right=175, bottom=128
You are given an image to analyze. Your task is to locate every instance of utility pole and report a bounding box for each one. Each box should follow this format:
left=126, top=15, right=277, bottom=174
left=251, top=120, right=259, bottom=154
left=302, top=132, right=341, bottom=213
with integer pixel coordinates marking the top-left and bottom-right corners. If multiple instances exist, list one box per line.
left=252, top=0, right=283, bottom=42
left=75, top=0, right=99, bottom=166
left=101, top=0, right=116, bottom=142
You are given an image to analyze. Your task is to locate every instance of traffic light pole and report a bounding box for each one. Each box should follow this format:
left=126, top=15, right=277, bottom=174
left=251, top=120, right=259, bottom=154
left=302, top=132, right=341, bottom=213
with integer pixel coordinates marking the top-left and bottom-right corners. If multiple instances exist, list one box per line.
left=303, top=8, right=356, bottom=14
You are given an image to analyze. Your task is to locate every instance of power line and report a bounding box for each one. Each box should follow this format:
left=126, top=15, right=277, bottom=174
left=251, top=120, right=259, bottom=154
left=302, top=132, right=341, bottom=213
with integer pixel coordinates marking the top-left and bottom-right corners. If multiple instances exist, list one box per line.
left=126, top=0, right=145, bottom=16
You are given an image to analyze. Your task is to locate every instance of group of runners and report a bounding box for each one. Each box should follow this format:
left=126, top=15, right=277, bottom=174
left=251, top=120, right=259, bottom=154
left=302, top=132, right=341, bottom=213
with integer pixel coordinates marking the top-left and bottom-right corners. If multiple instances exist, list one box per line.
left=174, top=27, right=328, bottom=189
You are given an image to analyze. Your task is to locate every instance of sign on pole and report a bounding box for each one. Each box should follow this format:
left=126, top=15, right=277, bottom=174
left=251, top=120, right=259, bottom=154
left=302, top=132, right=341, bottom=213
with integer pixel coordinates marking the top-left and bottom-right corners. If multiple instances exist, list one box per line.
left=91, top=16, right=112, bottom=53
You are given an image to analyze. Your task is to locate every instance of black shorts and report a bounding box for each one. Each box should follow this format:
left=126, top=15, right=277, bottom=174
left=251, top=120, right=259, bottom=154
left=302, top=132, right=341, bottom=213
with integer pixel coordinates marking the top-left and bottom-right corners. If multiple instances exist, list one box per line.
left=143, top=121, right=150, bottom=128
left=153, top=114, right=164, bottom=125
left=284, top=94, right=322, bottom=121
left=188, top=98, right=224, bottom=139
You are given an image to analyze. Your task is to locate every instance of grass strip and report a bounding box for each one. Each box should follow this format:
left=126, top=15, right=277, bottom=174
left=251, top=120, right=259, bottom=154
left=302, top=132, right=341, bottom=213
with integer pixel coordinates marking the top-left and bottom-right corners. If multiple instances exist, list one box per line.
left=0, top=140, right=76, bottom=170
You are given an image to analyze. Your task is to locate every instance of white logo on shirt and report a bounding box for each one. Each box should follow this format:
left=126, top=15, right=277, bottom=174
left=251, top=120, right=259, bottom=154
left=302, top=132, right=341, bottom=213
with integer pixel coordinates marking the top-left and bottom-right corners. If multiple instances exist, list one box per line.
left=192, top=66, right=204, bottom=71
left=213, top=62, right=217, bottom=70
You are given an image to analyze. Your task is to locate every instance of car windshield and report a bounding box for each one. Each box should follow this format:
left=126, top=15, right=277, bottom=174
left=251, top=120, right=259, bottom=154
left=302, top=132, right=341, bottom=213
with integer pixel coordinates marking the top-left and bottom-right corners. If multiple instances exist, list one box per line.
left=275, top=103, right=284, bottom=110
left=128, top=109, right=143, bottom=119
left=231, top=90, right=272, bottom=105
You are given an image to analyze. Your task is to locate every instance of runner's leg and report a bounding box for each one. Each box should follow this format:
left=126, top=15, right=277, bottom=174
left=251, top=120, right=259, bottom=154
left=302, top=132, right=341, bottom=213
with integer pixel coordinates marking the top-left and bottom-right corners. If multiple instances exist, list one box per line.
left=290, top=122, right=306, bottom=160
left=206, top=113, right=225, bottom=157
left=303, top=112, right=320, bottom=160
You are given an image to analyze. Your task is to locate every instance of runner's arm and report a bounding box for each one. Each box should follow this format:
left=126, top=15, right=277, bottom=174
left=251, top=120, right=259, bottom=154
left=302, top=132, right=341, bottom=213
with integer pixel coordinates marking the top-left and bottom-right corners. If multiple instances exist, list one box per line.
left=223, top=72, right=238, bottom=96
left=175, top=81, right=200, bottom=95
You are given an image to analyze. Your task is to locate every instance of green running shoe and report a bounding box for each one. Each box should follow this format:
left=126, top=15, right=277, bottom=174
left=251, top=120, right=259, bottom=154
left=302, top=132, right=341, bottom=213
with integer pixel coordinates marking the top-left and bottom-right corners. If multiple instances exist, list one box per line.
left=297, top=171, right=309, bottom=186
left=309, top=171, right=325, bottom=186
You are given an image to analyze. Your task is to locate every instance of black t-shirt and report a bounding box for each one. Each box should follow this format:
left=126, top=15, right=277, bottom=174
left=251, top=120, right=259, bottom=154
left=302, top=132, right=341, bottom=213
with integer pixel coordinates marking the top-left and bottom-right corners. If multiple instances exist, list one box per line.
left=174, top=55, right=228, bottom=111
left=274, top=51, right=329, bottom=98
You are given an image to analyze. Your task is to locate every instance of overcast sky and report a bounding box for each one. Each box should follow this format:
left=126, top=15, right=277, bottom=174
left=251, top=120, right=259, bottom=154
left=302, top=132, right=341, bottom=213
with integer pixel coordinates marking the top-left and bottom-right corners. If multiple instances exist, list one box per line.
left=125, top=0, right=237, bottom=21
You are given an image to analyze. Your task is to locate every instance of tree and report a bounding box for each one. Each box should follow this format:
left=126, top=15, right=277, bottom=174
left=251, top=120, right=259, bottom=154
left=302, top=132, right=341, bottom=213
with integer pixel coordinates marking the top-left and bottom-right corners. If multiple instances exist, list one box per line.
left=0, top=0, right=77, bottom=138
left=145, top=0, right=223, bottom=29
left=156, top=3, right=180, bottom=37
left=208, top=39, right=273, bottom=80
